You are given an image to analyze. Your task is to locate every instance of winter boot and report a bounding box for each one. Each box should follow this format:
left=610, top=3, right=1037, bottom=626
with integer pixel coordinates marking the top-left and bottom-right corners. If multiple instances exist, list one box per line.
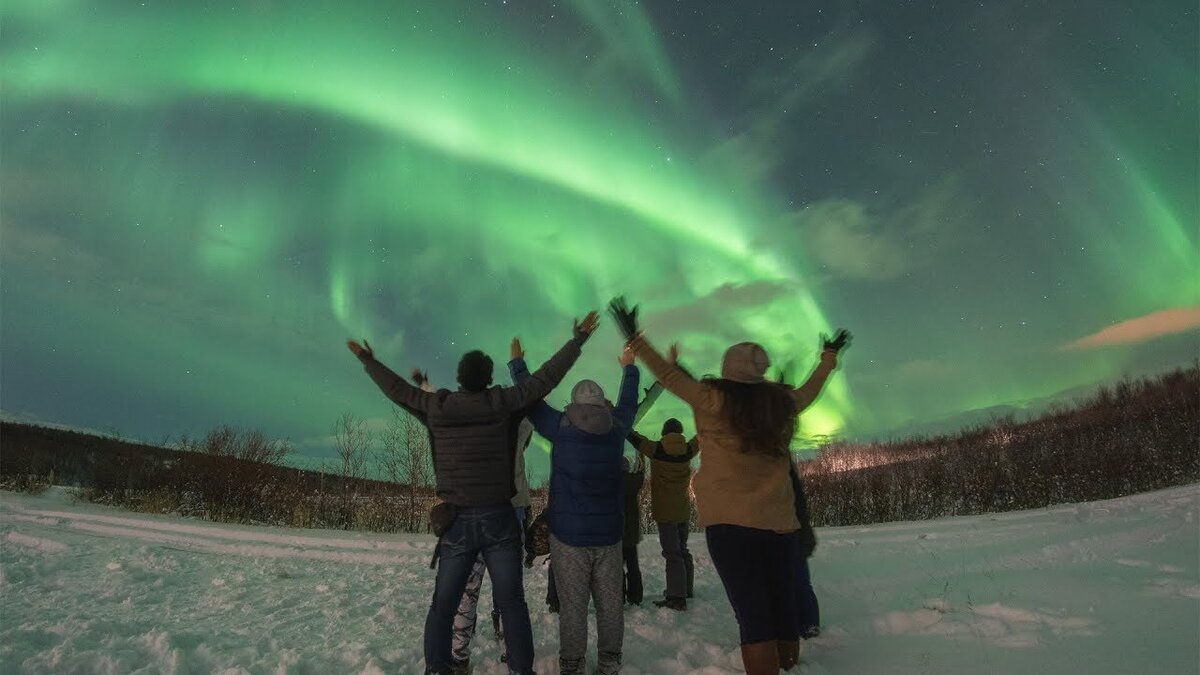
left=653, top=596, right=686, bottom=611
left=777, top=640, right=800, bottom=670
left=739, top=640, right=780, bottom=675
left=448, top=658, right=470, bottom=675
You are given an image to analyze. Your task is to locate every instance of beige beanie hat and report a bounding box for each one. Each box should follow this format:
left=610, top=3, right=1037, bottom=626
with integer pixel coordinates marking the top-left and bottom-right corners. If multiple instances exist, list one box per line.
left=720, top=342, right=771, bottom=383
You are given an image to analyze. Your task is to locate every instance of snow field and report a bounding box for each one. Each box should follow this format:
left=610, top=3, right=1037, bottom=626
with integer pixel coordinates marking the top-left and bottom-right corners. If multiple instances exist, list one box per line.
left=1, top=485, right=1197, bottom=674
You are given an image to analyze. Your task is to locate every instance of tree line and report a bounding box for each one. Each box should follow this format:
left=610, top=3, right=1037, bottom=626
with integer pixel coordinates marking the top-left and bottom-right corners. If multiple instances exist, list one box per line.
left=2, top=364, right=1196, bottom=532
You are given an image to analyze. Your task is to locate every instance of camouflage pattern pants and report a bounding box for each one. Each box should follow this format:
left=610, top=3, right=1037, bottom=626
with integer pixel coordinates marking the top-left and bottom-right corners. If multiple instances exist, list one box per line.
left=451, top=553, right=502, bottom=663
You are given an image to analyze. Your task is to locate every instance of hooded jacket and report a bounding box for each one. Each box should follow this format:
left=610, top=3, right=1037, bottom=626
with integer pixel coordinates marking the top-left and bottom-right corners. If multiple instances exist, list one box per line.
left=628, top=335, right=837, bottom=532
left=627, top=430, right=699, bottom=524
left=510, top=359, right=640, bottom=547
left=358, top=336, right=584, bottom=507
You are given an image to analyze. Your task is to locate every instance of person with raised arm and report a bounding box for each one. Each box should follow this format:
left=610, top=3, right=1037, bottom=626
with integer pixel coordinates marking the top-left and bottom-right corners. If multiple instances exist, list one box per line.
left=408, top=368, right=536, bottom=674
left=626, top=417, right=700, bottom=610
left=610, top=295, right=850, bottom=675
left=347, top=310, right=598, bottom=675
left=508, top=341, right=640, bottom=675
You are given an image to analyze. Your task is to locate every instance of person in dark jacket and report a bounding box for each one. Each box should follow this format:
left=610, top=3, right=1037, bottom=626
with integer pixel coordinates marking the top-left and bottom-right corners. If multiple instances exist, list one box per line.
left=347, top=310, right=598, bottom=675
left=509, top=344, right=640, bottom=675
left=621, top=454, right=645, bottom=606
left=628, top=419, right=700, bottom=611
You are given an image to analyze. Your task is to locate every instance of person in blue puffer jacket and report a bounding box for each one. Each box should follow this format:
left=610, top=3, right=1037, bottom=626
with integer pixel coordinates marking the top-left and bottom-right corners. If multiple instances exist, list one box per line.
left=509, top=342, right=640, bottom=675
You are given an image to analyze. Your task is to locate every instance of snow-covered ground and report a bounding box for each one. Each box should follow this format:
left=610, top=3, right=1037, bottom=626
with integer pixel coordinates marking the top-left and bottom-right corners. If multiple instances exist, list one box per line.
left=1, top=485, right=1197, bottom=674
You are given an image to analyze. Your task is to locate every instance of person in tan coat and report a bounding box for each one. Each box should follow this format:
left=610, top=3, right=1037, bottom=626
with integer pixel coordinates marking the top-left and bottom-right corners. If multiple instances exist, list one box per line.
left=625, top=329, right=849, bottom=675
left=627, top=419, right=700, bottom=610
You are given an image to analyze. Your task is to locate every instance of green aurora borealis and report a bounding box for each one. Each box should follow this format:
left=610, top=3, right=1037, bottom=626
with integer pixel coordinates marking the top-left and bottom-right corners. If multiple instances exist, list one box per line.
left=2, top=1, right=1196, bottom=481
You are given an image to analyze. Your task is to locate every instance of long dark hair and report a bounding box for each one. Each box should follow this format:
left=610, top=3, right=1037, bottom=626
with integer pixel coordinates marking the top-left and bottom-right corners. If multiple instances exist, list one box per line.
left=705, top=378, right=797, bottom=456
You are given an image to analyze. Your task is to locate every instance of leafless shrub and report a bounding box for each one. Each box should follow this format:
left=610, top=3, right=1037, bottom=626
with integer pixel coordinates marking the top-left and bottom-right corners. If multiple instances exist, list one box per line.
left=801, top=365, right=1199, bottom=526
left=375, top=408, right=434, bottom=532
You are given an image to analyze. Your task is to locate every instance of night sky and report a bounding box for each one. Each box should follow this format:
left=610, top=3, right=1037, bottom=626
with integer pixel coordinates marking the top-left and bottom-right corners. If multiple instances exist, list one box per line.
left=2, top=1, right=1196, bottom=482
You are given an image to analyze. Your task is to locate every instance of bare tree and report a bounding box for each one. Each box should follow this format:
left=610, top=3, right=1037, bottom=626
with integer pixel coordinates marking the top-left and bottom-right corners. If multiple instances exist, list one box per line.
left=376, top=407, right=433, bottom=532
left=333, top=412, right=371, bottom=483
left=180, top=425, right=291, bottom=465
left=329, top=412, right=372, bottom=528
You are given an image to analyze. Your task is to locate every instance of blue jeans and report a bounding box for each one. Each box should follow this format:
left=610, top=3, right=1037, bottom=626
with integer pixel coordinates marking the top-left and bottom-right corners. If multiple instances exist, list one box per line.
left=452, top=506, right=530, bottom=664
left=425, top=505, right=533, bottom=674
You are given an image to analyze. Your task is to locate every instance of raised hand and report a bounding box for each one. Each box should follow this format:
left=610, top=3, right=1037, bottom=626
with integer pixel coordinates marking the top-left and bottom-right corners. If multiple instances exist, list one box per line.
left=821, top=329, right=852, bottom=354
left=511, top=337, right=524, bottom=360
left=573, top=310, right=600, bottom=343
left=607, top=296, right=640, bottom=340
left=618, top=344, right=636, bottom=367
left=347, top=339, right=374, bottom=359
left=410, top=368, right=429, bottom=386
left=667, top=343, right=679, bottom=364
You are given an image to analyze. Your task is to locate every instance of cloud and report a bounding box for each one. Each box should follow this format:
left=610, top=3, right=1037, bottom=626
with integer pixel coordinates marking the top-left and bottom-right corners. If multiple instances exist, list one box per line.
left=1062, top=307, right=1200, bottom=350
left=643, top=280, right=800, bottom=334
left=790, top=199, right=905, bottom=281
left=771, top=173, right=964, bottom=281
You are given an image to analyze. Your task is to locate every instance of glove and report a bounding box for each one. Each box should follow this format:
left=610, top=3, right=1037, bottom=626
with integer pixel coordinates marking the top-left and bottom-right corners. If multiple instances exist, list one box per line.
left=821, top=329, right=852, bottom=354
left=607, top=295, right=640, bottom=340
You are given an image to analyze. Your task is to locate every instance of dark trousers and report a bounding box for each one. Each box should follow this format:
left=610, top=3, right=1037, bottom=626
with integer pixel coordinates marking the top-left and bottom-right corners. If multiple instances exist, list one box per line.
left=795, top=557, right=820, bottom=638
left=705, top=524, right=801, bottom=645
left=425, top=505, right=533, bottom=674
left=657, top=522, right=694, bottom=599
left=622, top=545, right=643, bottom=604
